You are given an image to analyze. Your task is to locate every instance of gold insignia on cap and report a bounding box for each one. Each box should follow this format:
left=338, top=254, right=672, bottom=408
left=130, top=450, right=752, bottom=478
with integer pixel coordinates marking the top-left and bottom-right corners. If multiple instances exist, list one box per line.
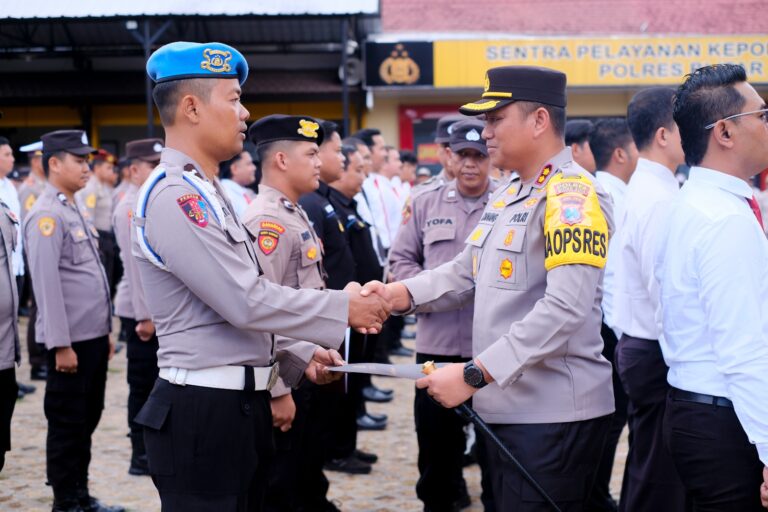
left=298, top=119, right=320, bottom=139
left=38, top=216, right=55, bottom=237
left=484, top=73, right=490, bottom=92
left=200, top=48, right=232, bottom=73
left=460, top=100, right=500, bottom=112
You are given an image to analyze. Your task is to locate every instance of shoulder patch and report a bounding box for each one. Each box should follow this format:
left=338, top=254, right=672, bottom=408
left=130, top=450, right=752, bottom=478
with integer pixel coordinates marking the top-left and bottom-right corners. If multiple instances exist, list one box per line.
left=544, top=174, right=608, bottom=271
left=85, top=193, right=97, bottom=209
left=258, top=220, right=285, bottom=255
left=24, top=194, right=36, bottom=211
left=176, top=193, right=209, bottom=228
left=38, top=216, right=56, bottom=237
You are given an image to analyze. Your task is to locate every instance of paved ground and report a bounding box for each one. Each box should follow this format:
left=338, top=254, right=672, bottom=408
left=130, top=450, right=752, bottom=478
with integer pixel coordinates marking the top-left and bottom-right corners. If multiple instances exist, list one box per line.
left=0, top=318, right=626, bottom=511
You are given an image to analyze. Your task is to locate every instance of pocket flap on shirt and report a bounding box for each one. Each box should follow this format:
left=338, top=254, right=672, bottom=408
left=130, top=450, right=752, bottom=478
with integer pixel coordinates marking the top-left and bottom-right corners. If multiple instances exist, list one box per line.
left=300, top=239, right=321, bottom=267
left=134, top=398, right=171, bottom=430
left=495, top=226, right=526, bottom=253
left=224, top=221, right=247, bottom=243
left=424, top=226, right=456, bottom=245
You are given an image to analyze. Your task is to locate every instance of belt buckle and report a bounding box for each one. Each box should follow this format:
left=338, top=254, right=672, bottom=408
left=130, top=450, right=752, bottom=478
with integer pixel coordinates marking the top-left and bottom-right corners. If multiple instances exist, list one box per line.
left=267, top=362, right=280, bottom=391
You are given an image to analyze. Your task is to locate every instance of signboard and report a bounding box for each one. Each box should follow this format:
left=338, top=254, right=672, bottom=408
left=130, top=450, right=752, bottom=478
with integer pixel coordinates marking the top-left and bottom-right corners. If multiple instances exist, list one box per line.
left=365, top=41, right=434, bottom=87
left=366, top=36, right=768, bottom=88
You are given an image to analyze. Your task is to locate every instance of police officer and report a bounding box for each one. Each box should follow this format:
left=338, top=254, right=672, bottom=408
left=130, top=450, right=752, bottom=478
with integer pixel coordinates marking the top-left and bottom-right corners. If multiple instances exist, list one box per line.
left=390, top=119, right=497, bottom=511
left=77, top=150, right=117, bottom=293
left=367, top=66, right=615, bottom=511
left=17, top=145, right=48, bottom=381
left=243, top=114, right=343, bottom=512
left=0, top=197, right=20, bottom=473
left=112, top=138, right=164, bottom=476
left=132, top=42, right=389, bottom=510
left=23, top=130, right=123, bottom=512
left=413, top=114, right=465, bottom=194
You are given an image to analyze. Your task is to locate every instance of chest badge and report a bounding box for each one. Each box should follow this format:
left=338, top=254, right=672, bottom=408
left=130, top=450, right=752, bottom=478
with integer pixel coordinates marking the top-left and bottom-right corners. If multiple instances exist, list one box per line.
left=499, top=258, right=514, bottom=280
left=503, top=229, right=515, bottom=246
left=307, top=246, right=318, bottom=260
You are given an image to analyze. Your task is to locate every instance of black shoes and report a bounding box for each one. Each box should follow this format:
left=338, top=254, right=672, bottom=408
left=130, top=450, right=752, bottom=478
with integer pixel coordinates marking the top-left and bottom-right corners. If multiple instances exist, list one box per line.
left=389, top=346, right=414, bottom=357
left=51, top=499, right=84, bottom=512
left=365, top=411, right=388, bottom=422
left=77, top=490, right=125, bottom=512
left=17, top=382, right=36, bottom=395
left=30, top=365, right=48, bottom=380
left=325, top=454, right=372, bottom=475
left=362, top=385, right=393, bottom=403
left=357, top=413, right=387, bottom=431
left=354, top=449, right=378, bottom=464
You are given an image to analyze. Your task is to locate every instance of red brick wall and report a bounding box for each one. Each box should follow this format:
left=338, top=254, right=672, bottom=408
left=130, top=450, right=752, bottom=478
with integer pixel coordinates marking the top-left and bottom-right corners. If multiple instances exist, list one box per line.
left=382, top=0, right=767, bottom=34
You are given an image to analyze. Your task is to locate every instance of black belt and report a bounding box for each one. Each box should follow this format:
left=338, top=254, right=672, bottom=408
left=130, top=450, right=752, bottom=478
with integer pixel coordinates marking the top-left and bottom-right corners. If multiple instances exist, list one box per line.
left=670, top=387, right=733, bottom=408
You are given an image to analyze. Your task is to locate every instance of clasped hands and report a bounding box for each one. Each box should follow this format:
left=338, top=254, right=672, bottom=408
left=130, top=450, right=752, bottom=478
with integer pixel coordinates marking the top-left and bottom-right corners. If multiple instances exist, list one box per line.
left=344, top=280, right=413, bottom=334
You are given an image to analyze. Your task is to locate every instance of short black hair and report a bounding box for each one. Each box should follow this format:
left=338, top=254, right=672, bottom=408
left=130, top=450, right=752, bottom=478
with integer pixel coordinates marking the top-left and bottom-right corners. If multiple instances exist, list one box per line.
left=152, top=79, right=215, bottom=127
left=518, top=101, right=566, bottom=138
left=352, top=128, right=381, bottom=148
left=42, top=151, right=69, bottom=177
left=627, top=87, right=677, bottom=151
left=400, top=150, right=417, bottom=166
left=0, top=136, right=9, bottom=147
left=589, top=118, right=634, bottom=170
left=218, top=151, right=245, bottom=180
left=342, top=137, right=365, bottom=150
left=674, top=64, right=748, bottom=166
left=341, top=144, right=358, bottom=170
left=320, top=120, right=339, bottom=143
left=565, top=120, right=593, bottom=146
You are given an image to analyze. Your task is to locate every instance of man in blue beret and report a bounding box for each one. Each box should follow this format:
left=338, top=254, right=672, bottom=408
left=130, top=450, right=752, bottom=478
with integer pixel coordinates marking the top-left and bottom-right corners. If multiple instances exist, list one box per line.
left=133, top=42, right=391, bottom=511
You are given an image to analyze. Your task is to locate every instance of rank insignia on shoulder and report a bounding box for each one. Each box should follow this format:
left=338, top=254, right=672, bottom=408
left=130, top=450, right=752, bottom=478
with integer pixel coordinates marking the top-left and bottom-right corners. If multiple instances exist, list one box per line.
left=307, top=246, right=318, bottom=260
left=38, top=216, right=56, bottom=237
left=280, top=198, right=295, bottom=211
left=535, top=165, right=553, bottom=186
left=57, top=193, right=68, bottom=204
left=176, top=193, right=209, bottom=228
left=544, top=174, right=608, bottom=271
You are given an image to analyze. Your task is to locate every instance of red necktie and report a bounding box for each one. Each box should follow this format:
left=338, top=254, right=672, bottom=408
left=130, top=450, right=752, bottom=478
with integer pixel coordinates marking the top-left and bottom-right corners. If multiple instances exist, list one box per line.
left=747, top=195, right=764, bottom=230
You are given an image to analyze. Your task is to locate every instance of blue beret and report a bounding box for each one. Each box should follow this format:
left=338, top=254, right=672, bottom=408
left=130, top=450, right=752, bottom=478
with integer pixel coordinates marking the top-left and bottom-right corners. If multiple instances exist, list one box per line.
left=147, top=41, right=248, bottom=85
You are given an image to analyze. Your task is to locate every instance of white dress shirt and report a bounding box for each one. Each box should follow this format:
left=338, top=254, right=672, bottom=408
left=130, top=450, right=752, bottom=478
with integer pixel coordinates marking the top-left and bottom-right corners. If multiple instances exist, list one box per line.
left=655, top=166, right=768, bottom=465
left=0, top=177, right=23, bottom=276
left=362, top=172, right=402, bottom=249
left=220, top=179, right=254, bottom=220
left=354, top=190, right=388, bottom=267
left=613, top=158, right=679, bottom=339
left=595, top=171, right=627, bottom=331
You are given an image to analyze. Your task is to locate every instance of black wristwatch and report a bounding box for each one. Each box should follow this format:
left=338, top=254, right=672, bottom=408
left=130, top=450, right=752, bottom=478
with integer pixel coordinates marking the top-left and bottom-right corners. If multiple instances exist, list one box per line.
left=463, top=361, right=488, bottom=389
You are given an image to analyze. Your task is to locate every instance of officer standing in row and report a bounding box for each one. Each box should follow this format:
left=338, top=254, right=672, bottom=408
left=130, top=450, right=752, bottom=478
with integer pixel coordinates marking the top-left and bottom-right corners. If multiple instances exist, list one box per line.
left=0, top=197, right=20, bottom=474
left=132, top=41, right=390, bottom=510
left=243, top=114, right=343, bottom=512
left=77, top=150, right=117, bottom=293
left=23, top=130, right=122, bottom=512
left=367, top=66, right=615, bottom=511
left=111, top=138, right=164, bottom=477
left=390, top=119, right=497, bottom=512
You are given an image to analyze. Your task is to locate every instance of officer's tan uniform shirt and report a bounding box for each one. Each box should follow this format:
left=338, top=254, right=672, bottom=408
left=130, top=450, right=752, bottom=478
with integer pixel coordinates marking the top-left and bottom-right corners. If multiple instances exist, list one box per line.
left=0, top=200, right=20, bottom=370
left=401, top=148, right=615, bottom=424
left=132, top=148, right=348, bottom=387
left=243, top=184, right=335, bottom=396
left=77, top=175, right=114, bottom=231
left=390, top=179, right=496, bottom=358
left=23, top=184, right=112, bottom=349
left=113, top=185, right=151, bottom=321
left=18, top=172, right=46, bottom=221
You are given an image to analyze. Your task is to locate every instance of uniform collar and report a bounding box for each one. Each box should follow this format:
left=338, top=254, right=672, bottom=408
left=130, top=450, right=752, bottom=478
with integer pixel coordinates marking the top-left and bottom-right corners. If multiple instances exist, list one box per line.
left=529, top=146, right=573, bottom=189
left=160, top=147, right=209, bottom=181
left=688, top=166, right=753, bottom=199
left=316, top=180, right=330, bottom=197
left=328, top=185, right=354, bottom=207
left=444, top=181, right=459, bottom=203
left=635, top=157, right=678, bottom=186
left=257, top=183, right=299, bottom=211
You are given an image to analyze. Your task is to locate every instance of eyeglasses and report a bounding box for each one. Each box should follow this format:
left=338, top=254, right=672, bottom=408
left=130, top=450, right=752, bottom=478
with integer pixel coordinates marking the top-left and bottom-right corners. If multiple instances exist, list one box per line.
left=704, top=108, right=768, bottom=130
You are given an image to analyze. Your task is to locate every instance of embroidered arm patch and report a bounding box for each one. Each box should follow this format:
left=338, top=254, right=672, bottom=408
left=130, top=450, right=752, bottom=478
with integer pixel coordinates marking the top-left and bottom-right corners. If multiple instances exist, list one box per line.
left=258, top=220, right=285, bottom=255
left=176, top=193, right=209, bottom=228
left=544, top=174, right=608, bottom=271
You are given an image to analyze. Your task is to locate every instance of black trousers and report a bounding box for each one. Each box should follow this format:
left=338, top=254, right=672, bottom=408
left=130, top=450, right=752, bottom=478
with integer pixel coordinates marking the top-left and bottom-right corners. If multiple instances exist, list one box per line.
left=45, top=336, right=109, bottom=497
left=330, top=330, right=369, bottom=458
left=587, top=323, right=629, bottom=512
left=120, top=318, right=159, bottom=459
left=0, top=366, right=17, bottom=472
left=266, top=382, right=332, bottom=512
left=414, top=352, right=470, bottom=510
left=136, top=378, right=274, bottom=511
left=616, top=334, right=688, bottom=512
left=26, top=289, right=47, bottom=371
left=483, top=415, right=611, bottom=512
left=96, top=229, right=116, bottom=298
left=664, top=389, right=764, bottom=511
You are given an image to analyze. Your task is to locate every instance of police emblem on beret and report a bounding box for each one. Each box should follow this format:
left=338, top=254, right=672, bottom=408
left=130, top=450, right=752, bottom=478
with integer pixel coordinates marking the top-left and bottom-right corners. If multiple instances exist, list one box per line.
left=466, top=129, right=480, bottom=142
left=297, top=119, right=320, bottom=139
left=201, top=48, right=232, bottom=73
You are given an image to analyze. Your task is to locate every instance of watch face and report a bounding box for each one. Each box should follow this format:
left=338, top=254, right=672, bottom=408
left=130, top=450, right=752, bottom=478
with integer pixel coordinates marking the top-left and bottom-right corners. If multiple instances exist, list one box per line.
left=464, top=364, right=484, bottom=387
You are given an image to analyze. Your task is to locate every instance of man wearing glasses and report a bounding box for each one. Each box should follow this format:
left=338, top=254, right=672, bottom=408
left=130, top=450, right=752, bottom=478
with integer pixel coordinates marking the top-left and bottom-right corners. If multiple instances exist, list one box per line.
left=655, top=64, right=768, bottom=510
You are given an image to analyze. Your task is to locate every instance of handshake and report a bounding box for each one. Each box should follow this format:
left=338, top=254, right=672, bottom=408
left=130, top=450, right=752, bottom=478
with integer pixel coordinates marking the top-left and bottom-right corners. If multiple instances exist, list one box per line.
left=344, top=280, right=411, bottom=334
